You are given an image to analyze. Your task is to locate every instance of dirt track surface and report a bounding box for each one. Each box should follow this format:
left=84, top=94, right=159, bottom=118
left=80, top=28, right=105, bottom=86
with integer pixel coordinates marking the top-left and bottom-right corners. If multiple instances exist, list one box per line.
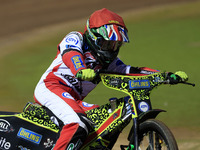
left=0, top=0, right=194, bottom=40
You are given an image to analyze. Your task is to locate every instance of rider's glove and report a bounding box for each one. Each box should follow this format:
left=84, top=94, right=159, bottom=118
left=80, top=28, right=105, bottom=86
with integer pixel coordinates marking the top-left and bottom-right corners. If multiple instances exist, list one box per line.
left=167, top=71, right=188, bottom=84
left=76, top=69, right=96, bottom=81
left=175, top=71, right=188, bottom=82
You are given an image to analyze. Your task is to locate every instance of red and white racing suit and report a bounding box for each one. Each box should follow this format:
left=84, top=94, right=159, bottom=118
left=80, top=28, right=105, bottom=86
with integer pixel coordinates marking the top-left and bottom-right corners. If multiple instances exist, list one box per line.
left=34, top=31, right=133, bottom=150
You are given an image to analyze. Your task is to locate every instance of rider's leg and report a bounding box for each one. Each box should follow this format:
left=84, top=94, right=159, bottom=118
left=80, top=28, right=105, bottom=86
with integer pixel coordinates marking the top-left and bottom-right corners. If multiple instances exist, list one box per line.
left=77, top=100, right=99, bottom=112
left=53, top=117, right=89, bottom=150
left=34, top=83, right=94, bottom=150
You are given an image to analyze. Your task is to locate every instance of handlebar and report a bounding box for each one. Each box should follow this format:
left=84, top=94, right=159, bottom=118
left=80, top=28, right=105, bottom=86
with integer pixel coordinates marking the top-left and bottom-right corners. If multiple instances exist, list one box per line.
left=77, top=69, right=196, bottom=87
left=98, top=71, right=196, bottom=87
left=180, top=81, right=195, bottom=87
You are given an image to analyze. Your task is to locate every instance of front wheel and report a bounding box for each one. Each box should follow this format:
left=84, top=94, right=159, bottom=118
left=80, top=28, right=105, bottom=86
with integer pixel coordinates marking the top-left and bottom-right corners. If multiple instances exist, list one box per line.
left=136, top=119, right=178, bottom=150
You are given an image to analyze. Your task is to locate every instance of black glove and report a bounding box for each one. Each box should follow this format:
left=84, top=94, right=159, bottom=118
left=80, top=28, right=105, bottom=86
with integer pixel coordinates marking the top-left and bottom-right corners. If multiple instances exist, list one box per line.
left=166, top=72, right=181, bottom=84
left=167, top=71, right=188, bottom=84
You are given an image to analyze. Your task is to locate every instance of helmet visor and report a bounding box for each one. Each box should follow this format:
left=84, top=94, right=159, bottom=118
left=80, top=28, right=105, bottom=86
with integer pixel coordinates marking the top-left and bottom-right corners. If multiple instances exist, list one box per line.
left=97, top=38, right=123, bottom=51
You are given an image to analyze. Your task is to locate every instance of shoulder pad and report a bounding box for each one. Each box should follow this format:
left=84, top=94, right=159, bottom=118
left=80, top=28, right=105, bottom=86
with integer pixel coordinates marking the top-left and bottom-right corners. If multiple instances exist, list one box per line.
left=59, top=31, right=83, bottom=54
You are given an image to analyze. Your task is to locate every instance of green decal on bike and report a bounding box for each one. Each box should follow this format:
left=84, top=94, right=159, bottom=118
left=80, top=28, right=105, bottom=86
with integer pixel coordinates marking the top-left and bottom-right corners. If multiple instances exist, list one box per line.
left=66, top=143, right=74, bottom=150
left=126, top=144, right=134, bottom=150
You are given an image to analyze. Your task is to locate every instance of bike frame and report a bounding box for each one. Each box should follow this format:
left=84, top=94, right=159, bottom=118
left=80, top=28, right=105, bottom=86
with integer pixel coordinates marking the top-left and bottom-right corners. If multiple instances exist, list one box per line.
left=0, top=72, right=193, bottom=150
left=81, top=72, right=168, bottom=150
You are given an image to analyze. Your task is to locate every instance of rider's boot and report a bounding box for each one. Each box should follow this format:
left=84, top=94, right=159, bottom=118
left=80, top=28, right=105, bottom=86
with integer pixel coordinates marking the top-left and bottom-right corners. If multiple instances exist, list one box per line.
left=53, top=122, right=87, bottom=150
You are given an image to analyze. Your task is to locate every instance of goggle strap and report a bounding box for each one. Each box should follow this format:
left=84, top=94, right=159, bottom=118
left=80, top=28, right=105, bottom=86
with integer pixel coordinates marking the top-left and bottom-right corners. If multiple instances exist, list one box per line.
left=86, top=19, right=97, bottom=41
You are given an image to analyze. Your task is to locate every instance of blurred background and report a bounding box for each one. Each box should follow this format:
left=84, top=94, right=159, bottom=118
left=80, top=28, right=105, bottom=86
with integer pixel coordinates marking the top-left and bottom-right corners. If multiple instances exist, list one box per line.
left=0, top=0, right=199, bottom=149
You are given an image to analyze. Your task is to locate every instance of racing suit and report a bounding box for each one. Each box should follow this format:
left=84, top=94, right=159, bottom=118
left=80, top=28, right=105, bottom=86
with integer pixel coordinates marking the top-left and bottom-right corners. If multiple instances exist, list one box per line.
left=34, top=31, right=158, bottom=150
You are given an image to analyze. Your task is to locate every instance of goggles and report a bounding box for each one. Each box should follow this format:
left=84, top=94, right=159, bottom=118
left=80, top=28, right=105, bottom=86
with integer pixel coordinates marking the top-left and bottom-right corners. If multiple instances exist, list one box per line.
left=96, top=37, right=123, bottom=51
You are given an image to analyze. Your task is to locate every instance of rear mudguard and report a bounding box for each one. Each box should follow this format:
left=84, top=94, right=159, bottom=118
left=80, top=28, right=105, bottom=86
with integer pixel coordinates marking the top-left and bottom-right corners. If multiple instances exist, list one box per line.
left=128, top=109, right=166, bottom=141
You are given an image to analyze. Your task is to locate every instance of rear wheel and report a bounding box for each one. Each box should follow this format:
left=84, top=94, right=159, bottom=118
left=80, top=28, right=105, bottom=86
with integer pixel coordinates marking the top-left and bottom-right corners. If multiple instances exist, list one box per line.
left=137, top=119, right=178, bottom=150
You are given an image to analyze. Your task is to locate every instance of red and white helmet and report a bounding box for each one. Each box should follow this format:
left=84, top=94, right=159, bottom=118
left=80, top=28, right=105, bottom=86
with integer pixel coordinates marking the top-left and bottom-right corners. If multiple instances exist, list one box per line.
left=84, top=8, right=129, bottom=65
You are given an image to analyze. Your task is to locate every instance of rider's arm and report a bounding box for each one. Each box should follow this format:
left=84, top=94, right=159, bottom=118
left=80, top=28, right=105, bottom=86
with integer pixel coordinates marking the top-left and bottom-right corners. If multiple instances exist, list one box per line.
left=59, top=32, right=95, bottom=81
left=107, top=58, right=159, bottom=75
left=130, top=67, right=189, bottom=84
left=58, top=31, right=87, bottom=75
left=129, top=67, right=160, bottom=75
left=108, top=58, right=188, bottom=84
left=62, top=49, right=87, bottom=75
left=130, top=67, right=188, bottom=84
left=62, top=50, right=95, bottom=81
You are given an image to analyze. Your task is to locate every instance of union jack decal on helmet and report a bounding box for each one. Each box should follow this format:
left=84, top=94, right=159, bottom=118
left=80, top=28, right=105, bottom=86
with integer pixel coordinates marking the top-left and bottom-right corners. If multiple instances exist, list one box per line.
left=104, top=24, right=129, bottom=42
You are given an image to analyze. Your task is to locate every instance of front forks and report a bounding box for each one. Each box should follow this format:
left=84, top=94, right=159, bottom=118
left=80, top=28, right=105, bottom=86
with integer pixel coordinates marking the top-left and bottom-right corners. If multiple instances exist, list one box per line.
left=129, top=118, right=139, bottom=150
left=125, top=110, right=166, bottom=150
left=121, top=118, right=139, bottom=150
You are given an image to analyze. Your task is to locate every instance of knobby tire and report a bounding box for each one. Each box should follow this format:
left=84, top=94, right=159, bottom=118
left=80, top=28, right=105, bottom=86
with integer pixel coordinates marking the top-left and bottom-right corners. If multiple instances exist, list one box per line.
left=138, top=119, right=178, bottom=150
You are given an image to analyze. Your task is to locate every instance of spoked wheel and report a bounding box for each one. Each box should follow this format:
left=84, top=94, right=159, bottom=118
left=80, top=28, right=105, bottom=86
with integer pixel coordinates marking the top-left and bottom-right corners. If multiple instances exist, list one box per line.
left=138, top=119, right=178, bottom=150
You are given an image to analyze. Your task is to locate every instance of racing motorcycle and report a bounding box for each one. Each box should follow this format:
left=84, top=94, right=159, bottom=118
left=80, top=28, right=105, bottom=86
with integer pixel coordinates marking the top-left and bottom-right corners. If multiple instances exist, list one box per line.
left=0, top=72, right=195, bottom=150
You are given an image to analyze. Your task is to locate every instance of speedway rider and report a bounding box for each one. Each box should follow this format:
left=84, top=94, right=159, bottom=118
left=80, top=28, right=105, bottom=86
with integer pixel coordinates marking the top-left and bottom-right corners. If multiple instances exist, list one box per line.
left=34, top=8, right=188, bottom=150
